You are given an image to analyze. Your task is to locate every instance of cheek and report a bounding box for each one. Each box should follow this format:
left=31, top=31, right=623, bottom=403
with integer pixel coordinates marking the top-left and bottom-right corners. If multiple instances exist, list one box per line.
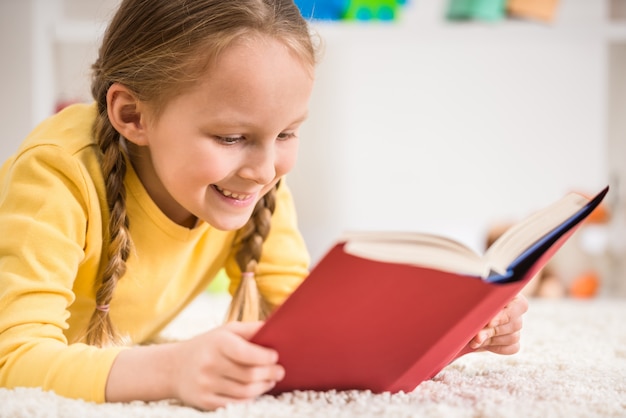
left=152, top=146, right=222, bottom=191
left=275, top=142, right=299, bottom=176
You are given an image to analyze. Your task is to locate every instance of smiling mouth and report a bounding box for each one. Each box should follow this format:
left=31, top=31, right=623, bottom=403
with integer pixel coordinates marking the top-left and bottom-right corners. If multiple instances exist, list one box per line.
left=213, top=185, right=251, bottom=201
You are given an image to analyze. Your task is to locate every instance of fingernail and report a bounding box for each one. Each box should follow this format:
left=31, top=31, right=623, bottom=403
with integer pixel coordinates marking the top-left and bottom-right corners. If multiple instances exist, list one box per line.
left=468, top=338, right=479, bottom=349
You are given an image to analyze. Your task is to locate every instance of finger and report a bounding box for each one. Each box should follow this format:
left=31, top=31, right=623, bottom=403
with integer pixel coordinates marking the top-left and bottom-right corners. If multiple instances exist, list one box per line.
left=484, top=330, right=521, bottom=348
left=469, top=294, right=528, bottom=350
left=220, top=325, right=280, bottom=367
left=484, top=303, right=511, bottom=329
left=488, top=294, right=528, bottom=328
left=483, top=341, right=521, bottom=355
left=492, top=315, right=524, bottom=338
left=469, top=327, right=495, bottom=349
left=470, top=315, right=522, bottom=349
left=223, top=342, right=279, bottom=367
left=222, top=363, right=285, bottom=386
left=505, top=294, right=529, bottom=318
left=224, top=321, right=265, bottom=340
left=486, top=309, right=509, bottom=328
left=214, top=375, right=279, bottom=400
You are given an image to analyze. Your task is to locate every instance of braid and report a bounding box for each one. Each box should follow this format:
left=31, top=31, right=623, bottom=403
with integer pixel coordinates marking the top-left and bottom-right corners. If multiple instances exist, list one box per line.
left=225, top=183, right=279, bottom=322
left=84, top=101, right=132, bottom=347
left=84, top=0, right=317, bottom=336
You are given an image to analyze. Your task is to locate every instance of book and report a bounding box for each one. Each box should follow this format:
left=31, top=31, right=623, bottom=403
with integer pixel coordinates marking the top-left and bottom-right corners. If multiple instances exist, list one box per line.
left=251, top=186, right=609, bottom=394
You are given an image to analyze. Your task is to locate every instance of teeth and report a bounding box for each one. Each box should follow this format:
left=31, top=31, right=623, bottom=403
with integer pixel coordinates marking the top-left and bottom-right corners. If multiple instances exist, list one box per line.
left=215, top=186, right=249, bottom=201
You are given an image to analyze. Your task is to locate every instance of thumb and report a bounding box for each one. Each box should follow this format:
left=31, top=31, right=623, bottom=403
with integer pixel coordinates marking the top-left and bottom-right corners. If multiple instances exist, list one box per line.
left=222, top=321, right=278, bottom=365
left=224, top=320, right=265, bottom=340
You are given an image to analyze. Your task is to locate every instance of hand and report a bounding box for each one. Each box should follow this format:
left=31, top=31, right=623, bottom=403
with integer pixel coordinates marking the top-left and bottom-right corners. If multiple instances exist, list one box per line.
left=171, top=321, right=284, bottom=410
left=468, top=293, right=529, bottom=355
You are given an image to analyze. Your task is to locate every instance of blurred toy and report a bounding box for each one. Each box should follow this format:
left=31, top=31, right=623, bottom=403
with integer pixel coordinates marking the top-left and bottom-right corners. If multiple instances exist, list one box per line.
left=294, top=0, right=350, bottom=20
left=344, top=0, right=399, bottom=21
left=551, top=195, right=610, bottom=299
left=569, top=271, right=600, bottom=299
left=507, top=0, right=560, bottom=23
left=293, top=0, right=407, bottom=21
left=447, top=0, right=560, bottom=23
left=447, top=0, right=507, bottom=22
left=486, top=194, right=610, bottom=299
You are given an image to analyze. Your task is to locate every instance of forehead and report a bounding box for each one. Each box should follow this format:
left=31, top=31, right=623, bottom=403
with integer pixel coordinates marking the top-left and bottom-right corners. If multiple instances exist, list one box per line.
left=213, top=33, right=314, bottom=76
left=159, top=34, right=314, bottom=129
left=202, top=35, right=313, bottom=94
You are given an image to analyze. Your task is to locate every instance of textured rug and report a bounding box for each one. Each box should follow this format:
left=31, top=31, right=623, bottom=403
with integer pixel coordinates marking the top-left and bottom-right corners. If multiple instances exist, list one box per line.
left=1, top=296, right=625, bottom=418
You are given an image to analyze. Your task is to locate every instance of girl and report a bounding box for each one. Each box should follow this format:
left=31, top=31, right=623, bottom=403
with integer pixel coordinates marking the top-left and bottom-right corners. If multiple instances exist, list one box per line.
left=0, top=0, right=527, bottom=411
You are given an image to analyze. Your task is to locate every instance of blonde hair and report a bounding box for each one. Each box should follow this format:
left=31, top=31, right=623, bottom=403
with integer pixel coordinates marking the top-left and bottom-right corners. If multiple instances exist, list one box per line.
left=86, top=0, right=317, bottom=346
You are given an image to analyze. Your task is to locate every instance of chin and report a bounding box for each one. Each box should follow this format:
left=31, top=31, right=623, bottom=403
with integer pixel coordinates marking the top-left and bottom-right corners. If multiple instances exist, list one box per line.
left=205, top=216, right=251, bottom=232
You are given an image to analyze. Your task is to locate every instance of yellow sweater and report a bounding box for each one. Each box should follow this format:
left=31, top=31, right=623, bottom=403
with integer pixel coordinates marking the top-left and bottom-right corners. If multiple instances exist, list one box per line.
left=0, top=104, right=309, bottom=402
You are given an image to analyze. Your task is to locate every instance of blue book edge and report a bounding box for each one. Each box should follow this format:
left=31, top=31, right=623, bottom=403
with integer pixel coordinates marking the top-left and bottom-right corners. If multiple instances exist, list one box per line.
left=487, top=186, right=610, bottom=284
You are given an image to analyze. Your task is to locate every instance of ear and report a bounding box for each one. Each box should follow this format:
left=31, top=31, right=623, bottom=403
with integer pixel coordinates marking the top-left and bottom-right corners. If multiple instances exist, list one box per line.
left=106, top=83, right=150, bottom=146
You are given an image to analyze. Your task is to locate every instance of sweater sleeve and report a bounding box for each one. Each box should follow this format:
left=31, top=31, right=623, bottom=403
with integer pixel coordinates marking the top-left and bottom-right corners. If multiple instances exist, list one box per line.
left=225, top=179, right=310, bottom=307
left=0, top=145, right=125, bottom=402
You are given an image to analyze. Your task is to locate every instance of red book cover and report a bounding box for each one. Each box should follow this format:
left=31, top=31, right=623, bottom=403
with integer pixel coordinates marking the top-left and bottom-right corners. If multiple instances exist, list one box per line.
left=251, top=186, right=608, bottom=394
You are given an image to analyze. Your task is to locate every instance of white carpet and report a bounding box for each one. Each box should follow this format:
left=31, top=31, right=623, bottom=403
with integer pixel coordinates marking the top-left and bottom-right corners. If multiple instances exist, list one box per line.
left=1, top=295, right=625, bottom=418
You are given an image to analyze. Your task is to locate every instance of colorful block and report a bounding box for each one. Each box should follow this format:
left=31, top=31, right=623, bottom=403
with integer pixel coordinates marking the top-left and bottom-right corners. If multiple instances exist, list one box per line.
left=294, top=0, right=350, bottom=20
left=344, top=0, right=400, bottom=21
left=447, top=0, right=506, bottom=22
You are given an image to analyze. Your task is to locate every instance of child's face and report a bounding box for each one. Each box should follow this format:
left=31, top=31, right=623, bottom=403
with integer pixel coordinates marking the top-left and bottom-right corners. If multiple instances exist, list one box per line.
left=133, top=35, right=314, bottom=230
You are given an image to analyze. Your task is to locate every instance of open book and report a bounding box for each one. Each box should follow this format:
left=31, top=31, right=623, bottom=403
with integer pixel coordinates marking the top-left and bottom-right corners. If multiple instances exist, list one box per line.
left=251, top=186, right=609, bottom=395
left=340, top=189, right=601, bottom=282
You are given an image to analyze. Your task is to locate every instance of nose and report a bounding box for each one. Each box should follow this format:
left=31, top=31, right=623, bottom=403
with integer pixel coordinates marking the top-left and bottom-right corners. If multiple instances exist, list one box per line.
left=240, top=143, right=276, bottom=185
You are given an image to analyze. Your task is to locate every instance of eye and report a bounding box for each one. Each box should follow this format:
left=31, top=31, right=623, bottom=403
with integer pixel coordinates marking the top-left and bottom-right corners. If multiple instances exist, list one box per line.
left=277, top=132, right=296, bottom=141
left=215, top=135, right=244, bottom=145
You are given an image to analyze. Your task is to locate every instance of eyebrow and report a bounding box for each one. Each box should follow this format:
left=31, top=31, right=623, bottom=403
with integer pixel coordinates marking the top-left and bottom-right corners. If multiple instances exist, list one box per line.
left=200, top=107, right=310, bottom=133
left=226, top=112, right=309, bottom=129
left=289, top=112, right=309, bottom=125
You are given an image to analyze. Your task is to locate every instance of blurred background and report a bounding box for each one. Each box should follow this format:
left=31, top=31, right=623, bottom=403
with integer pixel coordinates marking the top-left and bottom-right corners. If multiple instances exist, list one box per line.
left=0, top=0, right=624, bottom=298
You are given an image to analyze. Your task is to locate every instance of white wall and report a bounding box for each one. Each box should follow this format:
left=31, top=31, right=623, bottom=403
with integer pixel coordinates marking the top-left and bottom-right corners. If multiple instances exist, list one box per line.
left=289, top=0, right=610, bottom=261
left=0, top=0, right=117, bottom=164
left=0, top=0, right=614, bottom=264
left=0, top=1, right=33, bottom=161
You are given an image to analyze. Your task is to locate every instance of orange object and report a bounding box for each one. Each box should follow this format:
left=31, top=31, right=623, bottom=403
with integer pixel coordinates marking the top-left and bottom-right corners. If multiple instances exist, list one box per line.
left=585, top=202, right=610, bottom=224
left=570, top=272, right=600, bottom=298
left=507, top=0, right=560, bottom=22
left=569, top=190, right=610, bottom=224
